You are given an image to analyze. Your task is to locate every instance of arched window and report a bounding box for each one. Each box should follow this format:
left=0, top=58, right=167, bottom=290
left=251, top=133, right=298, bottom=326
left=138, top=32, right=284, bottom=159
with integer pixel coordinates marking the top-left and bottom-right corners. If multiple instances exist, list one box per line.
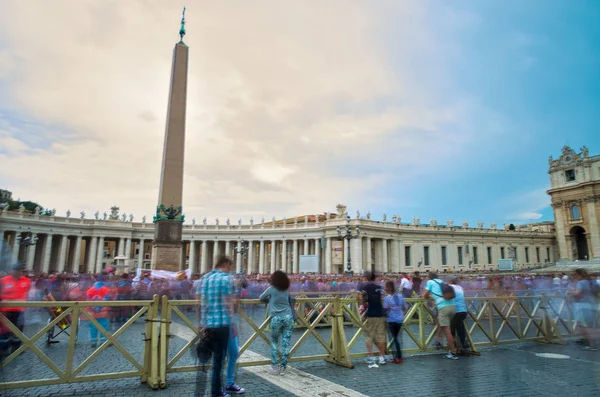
left=571, top=205, right=581, bottom=220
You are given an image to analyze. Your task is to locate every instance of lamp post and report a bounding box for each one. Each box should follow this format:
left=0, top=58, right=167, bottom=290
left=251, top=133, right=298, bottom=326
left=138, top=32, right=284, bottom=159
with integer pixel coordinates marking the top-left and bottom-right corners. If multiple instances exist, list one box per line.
left=17, top=232, right=38, bottom=265
left=337, top=216, right=360, bottom=277
left=235, top=239, right=249, bottom=274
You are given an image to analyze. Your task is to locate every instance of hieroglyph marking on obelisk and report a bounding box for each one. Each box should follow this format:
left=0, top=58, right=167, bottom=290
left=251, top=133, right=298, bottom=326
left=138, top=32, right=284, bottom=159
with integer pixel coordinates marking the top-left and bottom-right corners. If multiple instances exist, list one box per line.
left=152, top=7, right=189, bottom=271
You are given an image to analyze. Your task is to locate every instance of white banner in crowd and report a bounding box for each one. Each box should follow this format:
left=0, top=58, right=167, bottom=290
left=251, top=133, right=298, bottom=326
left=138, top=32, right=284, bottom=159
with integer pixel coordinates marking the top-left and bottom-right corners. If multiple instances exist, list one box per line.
left=135, top=268, right=192, bottom=280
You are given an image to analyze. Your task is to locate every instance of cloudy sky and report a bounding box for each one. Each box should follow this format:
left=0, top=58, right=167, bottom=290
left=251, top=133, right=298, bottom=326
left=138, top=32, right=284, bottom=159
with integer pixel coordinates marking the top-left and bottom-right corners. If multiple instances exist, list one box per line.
left=0, top=1, right=599, bottom=225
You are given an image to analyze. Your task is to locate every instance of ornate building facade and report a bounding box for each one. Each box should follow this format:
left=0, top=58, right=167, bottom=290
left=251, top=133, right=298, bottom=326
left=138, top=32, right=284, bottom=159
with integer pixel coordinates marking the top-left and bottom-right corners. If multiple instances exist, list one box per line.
left=548, top=145, right=600, bottom=261
left=0, top=204, right=556, bottom=274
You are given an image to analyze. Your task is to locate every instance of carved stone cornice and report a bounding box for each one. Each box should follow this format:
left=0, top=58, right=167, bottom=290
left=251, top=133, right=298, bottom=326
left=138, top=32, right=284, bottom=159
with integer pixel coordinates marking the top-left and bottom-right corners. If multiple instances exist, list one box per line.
left=583, top=194, right=600, bottom=203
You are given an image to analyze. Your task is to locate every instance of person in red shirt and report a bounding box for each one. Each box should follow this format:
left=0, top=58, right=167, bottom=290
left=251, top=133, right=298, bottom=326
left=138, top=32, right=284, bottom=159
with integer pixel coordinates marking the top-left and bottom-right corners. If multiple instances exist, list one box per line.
left=85, top=281, right=111, bottom=347
left=0, top=264, right=31, bottom=350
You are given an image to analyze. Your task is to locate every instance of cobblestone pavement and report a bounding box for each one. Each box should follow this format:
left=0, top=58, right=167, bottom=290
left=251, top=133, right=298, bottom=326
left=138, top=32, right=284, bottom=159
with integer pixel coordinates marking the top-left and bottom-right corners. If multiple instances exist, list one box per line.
left=2, top=340, right=599, bottom=396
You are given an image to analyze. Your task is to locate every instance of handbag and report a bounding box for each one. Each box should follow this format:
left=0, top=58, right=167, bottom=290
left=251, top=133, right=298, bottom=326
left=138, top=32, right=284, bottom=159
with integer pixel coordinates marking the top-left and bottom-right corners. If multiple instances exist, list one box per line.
left=195, top=328, right=214, bottom=364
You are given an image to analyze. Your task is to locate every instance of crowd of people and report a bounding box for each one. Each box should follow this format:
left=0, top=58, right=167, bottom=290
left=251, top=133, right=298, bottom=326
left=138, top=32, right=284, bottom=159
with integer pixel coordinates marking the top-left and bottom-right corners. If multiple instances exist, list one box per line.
left=1, top=260, right=599, bottom=397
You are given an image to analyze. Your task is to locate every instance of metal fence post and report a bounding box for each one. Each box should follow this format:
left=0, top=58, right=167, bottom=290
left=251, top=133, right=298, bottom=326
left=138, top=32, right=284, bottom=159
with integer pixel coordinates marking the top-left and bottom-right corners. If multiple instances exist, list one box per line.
left=159, top=295, right=171, bottom=389
left=325, top=296, right=354, bottom=368
left=148, top=295, right=160, bottom=389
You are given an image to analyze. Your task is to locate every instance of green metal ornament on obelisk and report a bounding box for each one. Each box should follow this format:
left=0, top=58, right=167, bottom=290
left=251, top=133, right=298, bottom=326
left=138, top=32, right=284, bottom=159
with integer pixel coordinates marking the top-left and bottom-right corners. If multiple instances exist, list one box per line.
left=152, top=7, right=189, bottom=271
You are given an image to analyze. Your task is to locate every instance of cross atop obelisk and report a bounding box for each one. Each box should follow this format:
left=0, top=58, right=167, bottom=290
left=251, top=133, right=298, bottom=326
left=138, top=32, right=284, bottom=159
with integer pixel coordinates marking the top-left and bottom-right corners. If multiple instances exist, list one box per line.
left=152, top=8, right=189, bottom=271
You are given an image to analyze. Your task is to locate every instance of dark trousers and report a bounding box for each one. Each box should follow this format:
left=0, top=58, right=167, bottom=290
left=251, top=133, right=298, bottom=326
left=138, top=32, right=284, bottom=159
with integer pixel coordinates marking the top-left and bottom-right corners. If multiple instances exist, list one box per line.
left=209, top=326, right=230, bottom=397
left=451, top=311, right=468, bottom=350
left=0, top=311, right=24, bottom=349
left=388, top=322, right=403, bottom=359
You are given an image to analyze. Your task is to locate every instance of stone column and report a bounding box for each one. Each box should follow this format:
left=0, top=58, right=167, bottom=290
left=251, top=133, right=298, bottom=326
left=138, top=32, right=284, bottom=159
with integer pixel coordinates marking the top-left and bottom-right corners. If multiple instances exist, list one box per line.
left=586, top=199, right=600, bottom=259
left=138, top=239, right=146, bottom=268
left=382, top=239, right=389, bottom=272
left=73, top=235, right=83, bottom=272
left=225, top=241, right=231, bottom=258
left=25, top=232, right=38, bottom=271
left=42, top=234, right=53, bottom=273
left=325, top=237, right=332, bottom=274
left=58, top=235, right=68, bottom=272
left=200, top=241, right=209, bottom=273
left=553, top=205, right=569, bottom=260
left=275, top=242, right=282, bottom=270
left=86, top=236, right=98, bottom=274
left=293, top=239, right=299, bottom=273
left=11, top=232, right=20, bottom=261
left=236, top=241, right=242, bottom=273
left=96, top=237, right=105, bottom=273
left=270, top=240, right=276, bottom=273
left=189, top=240, right=197, bottom=274
left=314, top=238, right=320, bottom=272
left=259, top=240, right=265, bottom=274
left=390, top=238, right=400, bottom=272
left=118, top=238, right=125, bottom=257
left=180, top=242, right=187, bottom=270
left=365, top=237, right=372, bottom=272
left=248, top=241, right=255, bottom=273
left=281, top=240, right=288, bottom=272
left=303, top=239, right=309, bottom=257
left=351, top=237, right=362, bottom=273
left=125, top=238, right=132, bottom=260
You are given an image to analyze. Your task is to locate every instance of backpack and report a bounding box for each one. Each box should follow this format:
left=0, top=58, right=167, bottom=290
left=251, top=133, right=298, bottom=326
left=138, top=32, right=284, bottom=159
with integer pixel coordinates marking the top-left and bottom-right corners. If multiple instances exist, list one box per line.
left=434, top=280, right=456, bottom=301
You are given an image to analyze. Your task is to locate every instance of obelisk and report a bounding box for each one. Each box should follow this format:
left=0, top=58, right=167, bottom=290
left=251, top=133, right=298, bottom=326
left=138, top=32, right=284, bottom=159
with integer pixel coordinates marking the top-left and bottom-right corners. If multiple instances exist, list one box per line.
left=152, top=8, right=189, bottom=271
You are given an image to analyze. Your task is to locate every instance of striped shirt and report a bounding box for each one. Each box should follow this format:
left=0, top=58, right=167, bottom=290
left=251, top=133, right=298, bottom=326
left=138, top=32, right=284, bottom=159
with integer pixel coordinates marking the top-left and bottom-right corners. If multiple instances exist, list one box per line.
left=198, top=269, right=233, bottom=328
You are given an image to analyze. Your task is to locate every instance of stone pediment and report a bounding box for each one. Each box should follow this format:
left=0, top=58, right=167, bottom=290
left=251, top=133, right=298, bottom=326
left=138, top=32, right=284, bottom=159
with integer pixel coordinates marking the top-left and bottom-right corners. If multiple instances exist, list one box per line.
left=549, top=145, right=586, bottom=171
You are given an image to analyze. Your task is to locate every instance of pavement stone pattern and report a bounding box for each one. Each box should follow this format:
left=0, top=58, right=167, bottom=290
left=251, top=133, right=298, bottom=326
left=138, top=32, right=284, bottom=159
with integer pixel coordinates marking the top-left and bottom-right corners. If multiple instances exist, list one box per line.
left=3, top=341, right=599, bottom=396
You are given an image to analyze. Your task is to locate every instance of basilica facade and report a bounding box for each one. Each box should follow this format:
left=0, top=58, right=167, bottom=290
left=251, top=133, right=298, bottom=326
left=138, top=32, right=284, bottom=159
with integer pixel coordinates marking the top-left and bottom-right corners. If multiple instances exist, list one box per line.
left=548, top=145, right=600, bottom=261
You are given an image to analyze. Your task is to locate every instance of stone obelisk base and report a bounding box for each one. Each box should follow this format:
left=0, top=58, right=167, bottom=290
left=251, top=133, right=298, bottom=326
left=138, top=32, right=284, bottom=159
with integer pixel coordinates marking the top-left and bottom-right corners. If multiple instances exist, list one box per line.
left=151, top=221, right=183, bottom=271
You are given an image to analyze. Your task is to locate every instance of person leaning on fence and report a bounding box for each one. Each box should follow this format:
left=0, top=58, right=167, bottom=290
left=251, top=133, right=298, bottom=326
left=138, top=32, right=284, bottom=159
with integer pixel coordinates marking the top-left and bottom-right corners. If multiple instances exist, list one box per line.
left=198, top=256, right=235, bottom=397
left=259, top=270, right=295, bottom=376
left=569, top=268, right=597, bottom=351
left=423, top=271, right=459, bottom=360
left=383, top=280, right=406, bottom=364
left=0, top=263, right=31, bottom=352
left=358, top=271, right=387, bottom=367
left=449, top=277, right=470, bottom=356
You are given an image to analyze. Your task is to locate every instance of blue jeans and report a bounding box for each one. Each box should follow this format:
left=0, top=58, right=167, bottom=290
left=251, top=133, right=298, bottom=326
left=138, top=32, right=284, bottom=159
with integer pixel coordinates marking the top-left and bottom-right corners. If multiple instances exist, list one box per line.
left=89, top=317, right=109, bottom=343
left=226, top=328, right=239, bottom=387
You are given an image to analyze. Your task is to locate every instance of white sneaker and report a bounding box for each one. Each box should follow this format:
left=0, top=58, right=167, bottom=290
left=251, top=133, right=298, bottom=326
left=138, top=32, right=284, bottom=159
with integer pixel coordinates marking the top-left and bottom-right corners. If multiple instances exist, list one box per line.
left=270, top=365, right=280, bottom=374
left=378, top=356, right=387, bottom=365
left=368, top=363, right=379, bottom=369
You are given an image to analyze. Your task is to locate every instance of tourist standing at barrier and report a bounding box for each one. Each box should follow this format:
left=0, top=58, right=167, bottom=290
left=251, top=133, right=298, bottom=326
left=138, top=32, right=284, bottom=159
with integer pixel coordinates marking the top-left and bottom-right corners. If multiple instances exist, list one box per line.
left=399, top=273, right=413, bottom=298
left=449, top=277, right=470, bottom=355
left=358, top=271, right=387, bottom=368
left=259, top=270, right=294, bottom=375
left=423, top=272, right=458, bottom=360
left=383, top=280, right=405, bottom=364
left=198, top=256, right=235, bottom=397
left=412, top=272, right=422, bottom=296
left=569, top=269, right=597, bottom=351
left=0, top=264, right=30, bottom=352
left=224, top=276, right=246, bottom=395
left=85, top=280, right=111, bottom=347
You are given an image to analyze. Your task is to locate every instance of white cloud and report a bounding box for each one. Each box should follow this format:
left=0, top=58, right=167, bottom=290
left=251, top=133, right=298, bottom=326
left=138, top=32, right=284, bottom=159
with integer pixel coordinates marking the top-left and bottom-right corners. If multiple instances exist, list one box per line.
left=0, top=1, right=480, bottom=220
left=512, top=212, right=543, bottom=221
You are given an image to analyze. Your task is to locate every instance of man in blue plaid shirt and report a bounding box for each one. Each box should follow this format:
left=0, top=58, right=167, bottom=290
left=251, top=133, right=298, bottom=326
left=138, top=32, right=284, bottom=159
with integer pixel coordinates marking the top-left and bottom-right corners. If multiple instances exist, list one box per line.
left=198, top=256, right=234, bottom=397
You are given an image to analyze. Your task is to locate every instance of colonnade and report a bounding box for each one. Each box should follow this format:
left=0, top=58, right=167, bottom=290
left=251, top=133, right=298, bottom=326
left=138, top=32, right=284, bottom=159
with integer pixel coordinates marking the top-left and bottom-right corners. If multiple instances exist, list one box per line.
left=0, top=212, right=556, bottom=274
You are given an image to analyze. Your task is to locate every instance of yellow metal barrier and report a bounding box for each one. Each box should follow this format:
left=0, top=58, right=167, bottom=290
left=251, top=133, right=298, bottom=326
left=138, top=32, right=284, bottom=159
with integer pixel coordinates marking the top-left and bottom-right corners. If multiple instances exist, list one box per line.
left=0, top=295, right=160, bottom=391
left=0, top=293, right=586, bottom=391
